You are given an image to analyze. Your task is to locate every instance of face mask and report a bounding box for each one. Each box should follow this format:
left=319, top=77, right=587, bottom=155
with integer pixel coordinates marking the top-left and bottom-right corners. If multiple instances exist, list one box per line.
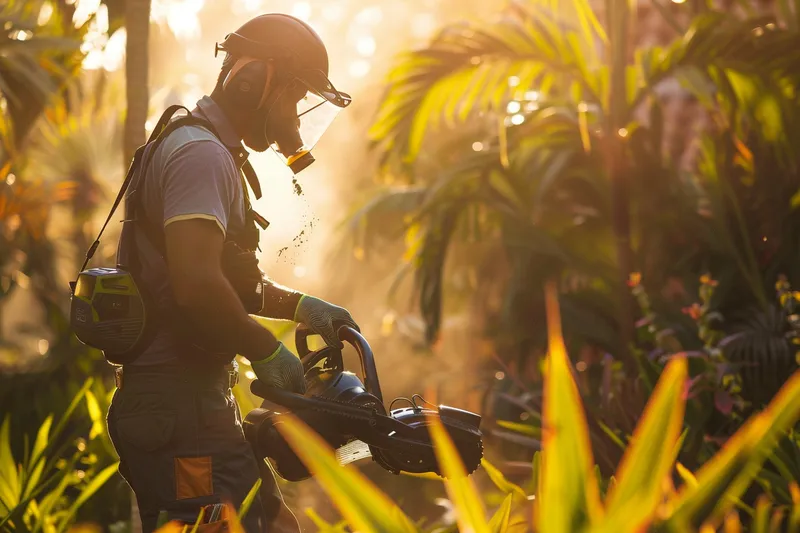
left=262, top=75, right=351, bottom=175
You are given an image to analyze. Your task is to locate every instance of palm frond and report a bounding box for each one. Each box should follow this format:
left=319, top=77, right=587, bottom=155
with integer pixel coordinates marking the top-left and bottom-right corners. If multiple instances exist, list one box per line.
left=370, top=2, right=604, bottom=166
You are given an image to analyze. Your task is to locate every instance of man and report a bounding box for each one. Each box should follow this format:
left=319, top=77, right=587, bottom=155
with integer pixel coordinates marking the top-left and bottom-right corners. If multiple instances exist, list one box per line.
left=106, top=13, right=358, bottom=532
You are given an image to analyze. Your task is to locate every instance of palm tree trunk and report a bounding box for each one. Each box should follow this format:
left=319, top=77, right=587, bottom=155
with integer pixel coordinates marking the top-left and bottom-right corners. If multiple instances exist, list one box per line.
left=123, top=4, right=151, bottom=532
left=605, top=0, right=636, bottom=374
left=124, top=0, right=151, bottom=165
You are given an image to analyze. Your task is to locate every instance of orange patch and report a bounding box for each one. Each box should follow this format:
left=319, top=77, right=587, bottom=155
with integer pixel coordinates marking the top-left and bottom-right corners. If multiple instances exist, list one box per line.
left=175, top=456, right=213, bottom=500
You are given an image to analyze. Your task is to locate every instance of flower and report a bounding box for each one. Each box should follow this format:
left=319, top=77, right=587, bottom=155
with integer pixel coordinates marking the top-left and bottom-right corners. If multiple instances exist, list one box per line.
left=682, top=303, right=702, bottom=320
left=627, top=272, right=642, bottom=288
left=699, top=274, right=718, bottom=287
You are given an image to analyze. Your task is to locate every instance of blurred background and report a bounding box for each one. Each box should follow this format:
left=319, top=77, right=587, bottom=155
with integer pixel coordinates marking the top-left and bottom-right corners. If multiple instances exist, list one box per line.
left=2, top=0, right=800, bottom=530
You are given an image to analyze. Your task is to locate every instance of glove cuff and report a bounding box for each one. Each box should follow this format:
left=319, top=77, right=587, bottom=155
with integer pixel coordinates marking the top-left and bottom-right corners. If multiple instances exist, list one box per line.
left=252, top=342, right=284, bottom=364
left=293, top=294, right=310, bottom=322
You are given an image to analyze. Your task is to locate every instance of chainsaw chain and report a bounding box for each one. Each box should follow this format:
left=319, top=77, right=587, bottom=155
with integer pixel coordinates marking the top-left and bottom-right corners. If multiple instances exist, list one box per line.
left=302, top=394, right=381, bottom=422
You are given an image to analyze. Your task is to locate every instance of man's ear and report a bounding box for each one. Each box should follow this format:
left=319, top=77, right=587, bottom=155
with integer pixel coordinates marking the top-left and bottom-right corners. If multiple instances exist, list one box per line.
left=258, top=61, right=276, bottom=109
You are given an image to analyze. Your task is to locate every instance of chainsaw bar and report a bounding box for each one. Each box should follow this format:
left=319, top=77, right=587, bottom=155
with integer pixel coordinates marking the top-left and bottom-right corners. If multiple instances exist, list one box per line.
left=254, top=385, right=435, bottom=450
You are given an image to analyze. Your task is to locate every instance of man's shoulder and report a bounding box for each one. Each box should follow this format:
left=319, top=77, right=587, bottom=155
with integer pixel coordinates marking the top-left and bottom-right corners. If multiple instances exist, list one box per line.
left=158, top=121, right=232, bottom=161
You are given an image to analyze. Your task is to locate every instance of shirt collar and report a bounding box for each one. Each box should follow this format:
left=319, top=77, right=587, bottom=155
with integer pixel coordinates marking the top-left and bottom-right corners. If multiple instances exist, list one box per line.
left=193, top=95, right=249, bottom=169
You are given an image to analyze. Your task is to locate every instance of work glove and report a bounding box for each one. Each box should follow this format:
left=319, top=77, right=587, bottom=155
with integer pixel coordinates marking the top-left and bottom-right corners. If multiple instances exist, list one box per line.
left=251, top=343, right=306, bottom=394
left=294, top=295, right=360, bottom=349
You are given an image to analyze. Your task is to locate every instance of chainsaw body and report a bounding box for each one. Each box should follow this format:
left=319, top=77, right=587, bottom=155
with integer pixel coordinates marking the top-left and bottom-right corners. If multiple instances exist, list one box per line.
left=243, top=325, right=483, bottom=482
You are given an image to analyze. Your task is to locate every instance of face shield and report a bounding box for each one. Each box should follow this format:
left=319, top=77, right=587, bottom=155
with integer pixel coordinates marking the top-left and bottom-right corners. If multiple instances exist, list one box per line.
left=268, top=70, right=351, bottom=174
left=215, top=29, right=352, bottom=174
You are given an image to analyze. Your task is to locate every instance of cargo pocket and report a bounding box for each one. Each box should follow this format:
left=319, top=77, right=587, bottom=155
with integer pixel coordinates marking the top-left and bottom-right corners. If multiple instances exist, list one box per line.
left=115, top=392, right=176, bottom=452
left=175, top=456, right=214, bottom=500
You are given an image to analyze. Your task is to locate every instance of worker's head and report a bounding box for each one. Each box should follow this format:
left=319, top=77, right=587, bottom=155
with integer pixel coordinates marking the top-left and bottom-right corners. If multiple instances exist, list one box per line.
left=212, top=14, right=351, bottom=173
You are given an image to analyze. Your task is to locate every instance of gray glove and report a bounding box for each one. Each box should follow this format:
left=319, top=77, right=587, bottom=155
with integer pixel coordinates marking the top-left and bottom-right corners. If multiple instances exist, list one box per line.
left=294, top=295, right=359, bottom=348
left=251, top=343, right=306, bottom=394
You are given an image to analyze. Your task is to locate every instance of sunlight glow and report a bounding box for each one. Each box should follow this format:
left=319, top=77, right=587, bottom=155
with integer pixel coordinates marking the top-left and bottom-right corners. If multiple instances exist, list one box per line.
left=291, top=2, right=312, bottom=21
left=38, top=3, right=54, bottom=26
left=356, top=36, right=376, bottom=56
left=151, top=0, right=205, bottom=40
left=472, top=142, right=484, bottom=151
left=349, top=59, right=371, bottom=78
left=73, top=0, right=100, bottom=27
left=510, top=114, right=525, bottom=126
left=506, top=100, right=521, bottom=114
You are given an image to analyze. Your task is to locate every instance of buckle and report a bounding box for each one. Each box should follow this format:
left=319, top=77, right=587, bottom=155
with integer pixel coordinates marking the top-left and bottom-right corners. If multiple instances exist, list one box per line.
left=225, top=360, right=239, bottom=390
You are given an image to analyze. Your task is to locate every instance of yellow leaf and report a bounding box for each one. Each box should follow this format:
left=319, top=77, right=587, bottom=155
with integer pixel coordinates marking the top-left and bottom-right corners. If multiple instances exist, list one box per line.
left=723, top=511, right=741, bottom=533
left=488, top=494, right=514, bottom=533
left=84, top=391, right=103, bottom=441
left=481, top=458, right=528, bottom=502
left=427, top=413, right=488, bottom=533
left=752, top=495, right=771, bottom=533
left=274, top=414, right=417, bottom=533
left=675, top=462, right=697, bottom=489
left=601, top=357, right=688, bottom=530
left=537, top=281, right=602, bottom=532
left=668, top=369, right=800, bottom=529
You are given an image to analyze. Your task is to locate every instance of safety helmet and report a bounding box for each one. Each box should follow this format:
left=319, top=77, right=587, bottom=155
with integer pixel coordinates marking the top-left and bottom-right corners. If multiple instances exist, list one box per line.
left=216, top=14, right=351, bottom=173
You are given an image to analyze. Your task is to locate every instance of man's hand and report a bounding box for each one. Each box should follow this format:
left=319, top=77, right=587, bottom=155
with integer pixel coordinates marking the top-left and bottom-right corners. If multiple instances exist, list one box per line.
left=251, top=343, right=306, bottom=393
left=294, top=296, right=359, bottom=348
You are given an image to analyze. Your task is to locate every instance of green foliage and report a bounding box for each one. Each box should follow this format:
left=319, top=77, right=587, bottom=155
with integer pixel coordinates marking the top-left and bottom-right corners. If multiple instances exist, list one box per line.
left=267, top=282, right=800, bottom=532
left=356, top=0, right=800, bottom=372
left=0, top=0, right=94, bottom=159
left=0, top=378, right=119, bottom=533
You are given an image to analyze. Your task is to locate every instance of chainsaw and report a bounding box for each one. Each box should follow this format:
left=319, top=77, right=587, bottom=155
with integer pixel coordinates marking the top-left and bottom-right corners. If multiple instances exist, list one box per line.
left=243, top=324, right=484, bottom=482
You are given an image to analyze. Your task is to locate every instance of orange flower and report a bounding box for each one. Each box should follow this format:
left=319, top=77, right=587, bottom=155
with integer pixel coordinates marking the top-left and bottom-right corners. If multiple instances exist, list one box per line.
left=699, top=274, right=718, bottom=287
left=682, top=303, right=702, bottom=320
left=627, top=272, right=642, bottom=288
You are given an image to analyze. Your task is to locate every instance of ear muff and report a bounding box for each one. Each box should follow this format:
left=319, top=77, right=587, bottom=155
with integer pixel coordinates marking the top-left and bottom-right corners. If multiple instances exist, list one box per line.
left=222, top=58, right=273, bottom=110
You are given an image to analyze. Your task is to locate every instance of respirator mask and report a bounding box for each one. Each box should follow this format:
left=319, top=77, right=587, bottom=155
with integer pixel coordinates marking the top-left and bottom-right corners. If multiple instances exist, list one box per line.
left=215, top=29, right=351, bottom=174
left=264, top=70, right=351, bottom=174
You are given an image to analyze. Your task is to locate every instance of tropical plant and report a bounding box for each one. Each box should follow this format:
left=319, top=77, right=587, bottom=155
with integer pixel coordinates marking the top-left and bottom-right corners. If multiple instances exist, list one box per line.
left=252, top=281, right=800, bottom=532
left=0, top=378, right=119, bottom=533
left=0, top=0, right=97, bottom=166
left=355, top=0, right=800, bottom=377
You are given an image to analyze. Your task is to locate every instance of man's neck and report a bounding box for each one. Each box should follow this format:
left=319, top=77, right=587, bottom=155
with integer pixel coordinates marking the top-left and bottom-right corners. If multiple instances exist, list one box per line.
left=210, top=92, right=246, bottom=141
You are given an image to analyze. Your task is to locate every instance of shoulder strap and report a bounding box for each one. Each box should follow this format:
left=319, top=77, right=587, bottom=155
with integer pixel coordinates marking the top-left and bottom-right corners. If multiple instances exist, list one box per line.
left=77, top=105, right=191, bottom=274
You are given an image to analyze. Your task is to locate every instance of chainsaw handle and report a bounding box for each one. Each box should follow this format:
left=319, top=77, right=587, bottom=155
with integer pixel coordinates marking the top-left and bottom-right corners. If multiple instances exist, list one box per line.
left=338, top=325, right=383, bottom=405
left=293, top=323, right=383, bottom=404
left=295, top=322, right=313, bottom=358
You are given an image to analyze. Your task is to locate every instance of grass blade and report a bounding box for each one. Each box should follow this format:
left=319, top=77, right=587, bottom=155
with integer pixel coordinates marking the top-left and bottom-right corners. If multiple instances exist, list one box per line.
left=427, top=413, right=488, bottom=533
left=56, top=462, right=119, bottom=533
left=488, top=493, right=513, bottom=533
left=274, top=414, right=417, bottom=533
left=237, top=478, right=261, bottom=521
left=537, top=280, right=602, bottom=532
left=481, top=458, right=528, bottom=502
left=668, top=370, right=800, bottom=529
left=601, top=357, right=688, bottom=529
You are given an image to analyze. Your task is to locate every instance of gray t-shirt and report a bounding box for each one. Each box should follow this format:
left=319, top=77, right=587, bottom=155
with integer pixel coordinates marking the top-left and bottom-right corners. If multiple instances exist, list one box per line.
left=124, top=96, right=250, bottom=366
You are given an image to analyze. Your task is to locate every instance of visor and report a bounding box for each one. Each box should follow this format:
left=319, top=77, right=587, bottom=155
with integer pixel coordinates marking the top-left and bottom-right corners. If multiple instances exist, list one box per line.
left=271, top=74, right=351, bottom=171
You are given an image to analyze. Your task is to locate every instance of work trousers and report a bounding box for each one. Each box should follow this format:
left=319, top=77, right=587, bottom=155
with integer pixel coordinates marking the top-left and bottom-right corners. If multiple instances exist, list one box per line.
left=106, top=364, right=300, bottom=533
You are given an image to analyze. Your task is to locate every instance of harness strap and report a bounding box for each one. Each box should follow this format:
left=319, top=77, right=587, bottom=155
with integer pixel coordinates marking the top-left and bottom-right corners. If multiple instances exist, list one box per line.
left=76, top=104, right=269, bottom=280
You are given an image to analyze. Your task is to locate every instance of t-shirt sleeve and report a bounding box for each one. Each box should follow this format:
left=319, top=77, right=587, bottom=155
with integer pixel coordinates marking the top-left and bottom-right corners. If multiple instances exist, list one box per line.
left=161, top=139, right=238, bottom=237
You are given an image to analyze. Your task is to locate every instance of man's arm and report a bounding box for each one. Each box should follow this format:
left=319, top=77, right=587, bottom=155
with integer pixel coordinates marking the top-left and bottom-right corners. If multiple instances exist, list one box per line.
left=259, top=279, right=303, bottom=321
left=165, top=218, right=281, bottom=360
left=158, top=137, right=304, bottom=391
